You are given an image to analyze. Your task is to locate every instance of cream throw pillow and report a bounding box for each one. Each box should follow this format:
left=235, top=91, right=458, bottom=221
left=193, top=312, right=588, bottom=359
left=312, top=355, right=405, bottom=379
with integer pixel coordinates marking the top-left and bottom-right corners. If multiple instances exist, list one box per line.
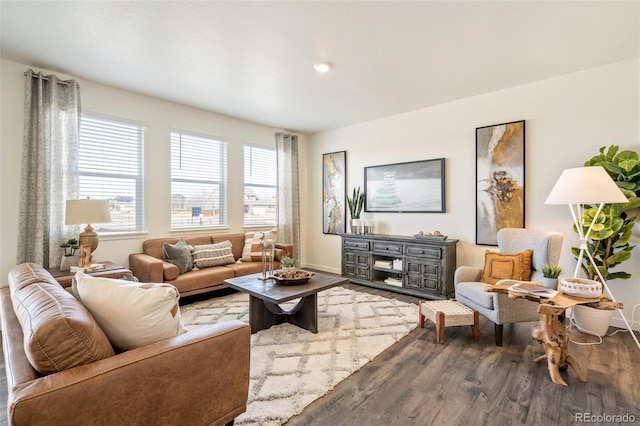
left=75, top=272, right=186, bottom=352
left=241, top=228, right=277, bottom=261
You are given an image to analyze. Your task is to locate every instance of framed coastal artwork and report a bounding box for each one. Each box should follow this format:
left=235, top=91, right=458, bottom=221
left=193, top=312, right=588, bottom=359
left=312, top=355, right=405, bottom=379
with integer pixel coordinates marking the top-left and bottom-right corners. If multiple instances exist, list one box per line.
left=322, top=151, right=346, bottom=234
left=475, top=120, right=525, bottom=246
left=364, top=158, right=445, bottom=213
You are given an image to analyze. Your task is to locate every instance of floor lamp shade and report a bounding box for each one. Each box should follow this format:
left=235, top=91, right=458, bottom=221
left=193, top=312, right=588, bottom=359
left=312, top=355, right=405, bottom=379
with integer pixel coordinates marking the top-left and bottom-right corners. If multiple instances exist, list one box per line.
left=544, top=166, right=628, bottom=205
left=65, top=199, right=111, bottom=252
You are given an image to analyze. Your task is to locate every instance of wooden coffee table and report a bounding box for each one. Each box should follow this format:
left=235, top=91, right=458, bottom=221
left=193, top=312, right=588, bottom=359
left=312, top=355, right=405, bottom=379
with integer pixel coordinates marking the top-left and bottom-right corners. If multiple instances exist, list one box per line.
left=223, top=271, right=347, bottom=333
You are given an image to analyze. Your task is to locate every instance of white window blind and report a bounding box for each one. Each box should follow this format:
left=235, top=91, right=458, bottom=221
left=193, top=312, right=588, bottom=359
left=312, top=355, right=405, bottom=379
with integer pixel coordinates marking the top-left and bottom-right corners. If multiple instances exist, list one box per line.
left=171, top=130, right=228, bottom=228
left=78, top=114, right=145, bottom=233
left=244, top=144, right=277, bottom=227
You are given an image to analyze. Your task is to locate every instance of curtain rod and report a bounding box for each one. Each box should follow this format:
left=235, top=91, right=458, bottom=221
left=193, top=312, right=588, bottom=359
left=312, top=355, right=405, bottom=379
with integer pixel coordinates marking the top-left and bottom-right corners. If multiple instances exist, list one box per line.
left=23, top=71, right=74, bottom=86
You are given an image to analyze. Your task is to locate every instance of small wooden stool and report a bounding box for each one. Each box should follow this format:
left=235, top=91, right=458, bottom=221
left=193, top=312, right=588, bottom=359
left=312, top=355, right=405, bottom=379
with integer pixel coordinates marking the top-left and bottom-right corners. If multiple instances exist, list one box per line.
left=418, top=299, right=479, bottom=344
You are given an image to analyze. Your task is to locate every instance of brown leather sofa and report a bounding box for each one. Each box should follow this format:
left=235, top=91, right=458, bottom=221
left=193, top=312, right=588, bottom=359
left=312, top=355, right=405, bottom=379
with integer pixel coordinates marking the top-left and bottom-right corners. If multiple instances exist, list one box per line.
left=129, top=233, right=293, bottom=297
left=1, top=263, right=250, bottom=426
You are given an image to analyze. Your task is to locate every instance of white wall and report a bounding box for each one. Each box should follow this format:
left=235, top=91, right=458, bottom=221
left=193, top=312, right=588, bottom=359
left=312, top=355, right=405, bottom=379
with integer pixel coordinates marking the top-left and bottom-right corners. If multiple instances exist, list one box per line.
left=1, top=58, right=309, bottom=280
left=2, top=56, right=639, bottom=330
left=305, top=59, right=640, bottom=330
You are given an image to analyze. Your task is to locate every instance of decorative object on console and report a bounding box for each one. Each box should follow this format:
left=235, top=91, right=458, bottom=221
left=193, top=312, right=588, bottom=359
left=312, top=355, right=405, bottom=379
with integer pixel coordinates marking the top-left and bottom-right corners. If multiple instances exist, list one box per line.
left=414, top=230, right=447, bottom=240
left=322, top=151, right=346, bottom=235
left=545, top=164, right=640, bottom=350
left=64, top=199, right=111, bottom=253
left=364, top=158, right=445, bottom=213
left=346, top=186, right=365, bottom=234
left=476, top=120, right=525, bottom=246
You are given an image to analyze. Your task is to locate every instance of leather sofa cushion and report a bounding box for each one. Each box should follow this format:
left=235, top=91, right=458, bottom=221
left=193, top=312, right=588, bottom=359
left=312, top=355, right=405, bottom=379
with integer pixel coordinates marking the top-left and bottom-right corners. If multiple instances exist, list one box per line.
left=8, top=263, right=115, bottom=375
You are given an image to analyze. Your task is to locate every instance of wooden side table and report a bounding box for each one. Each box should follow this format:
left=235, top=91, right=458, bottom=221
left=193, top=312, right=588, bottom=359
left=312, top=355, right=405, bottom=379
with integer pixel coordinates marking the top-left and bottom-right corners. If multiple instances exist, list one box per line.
left=488, top=283, right=622, bottom=386
left=47, top=262, right=133, bottom=288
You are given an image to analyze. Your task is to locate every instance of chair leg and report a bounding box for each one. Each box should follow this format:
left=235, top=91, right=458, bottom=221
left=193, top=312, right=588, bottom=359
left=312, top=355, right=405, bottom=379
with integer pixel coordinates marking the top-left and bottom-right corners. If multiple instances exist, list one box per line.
left=495, top=324, right=503, bottom=346
left=225, top=420, right=235, bottom=426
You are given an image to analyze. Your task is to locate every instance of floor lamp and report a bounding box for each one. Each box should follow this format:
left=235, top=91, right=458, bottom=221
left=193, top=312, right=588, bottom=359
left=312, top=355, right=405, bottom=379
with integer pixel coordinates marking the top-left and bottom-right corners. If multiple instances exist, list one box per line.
left=545, top=166, right=640, bottom=350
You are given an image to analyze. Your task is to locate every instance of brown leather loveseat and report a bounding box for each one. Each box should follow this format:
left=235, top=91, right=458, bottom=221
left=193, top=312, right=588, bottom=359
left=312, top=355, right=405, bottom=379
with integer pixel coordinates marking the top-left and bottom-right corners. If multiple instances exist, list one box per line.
left=129, top=232, right=293, bottom=297
left=1, top=263, right=250, bottom=425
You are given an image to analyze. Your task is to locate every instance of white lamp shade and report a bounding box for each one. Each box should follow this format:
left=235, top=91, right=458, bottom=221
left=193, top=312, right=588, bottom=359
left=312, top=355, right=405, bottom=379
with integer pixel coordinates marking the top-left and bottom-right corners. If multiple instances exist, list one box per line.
left=65, top=199, right=111, bottom=225
left=544, top=166, right=629, bottom=205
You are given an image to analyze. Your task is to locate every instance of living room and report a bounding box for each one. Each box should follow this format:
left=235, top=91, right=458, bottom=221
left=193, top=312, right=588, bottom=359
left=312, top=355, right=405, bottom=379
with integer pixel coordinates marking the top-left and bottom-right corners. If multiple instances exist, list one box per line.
left=1, top=1, right=639, bottom=425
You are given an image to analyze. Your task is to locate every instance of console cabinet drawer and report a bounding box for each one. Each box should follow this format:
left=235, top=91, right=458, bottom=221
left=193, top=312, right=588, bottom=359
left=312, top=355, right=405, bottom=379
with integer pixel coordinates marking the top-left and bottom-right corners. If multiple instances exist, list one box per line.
left=372, top=242, right=403, bottom=255
left=344, top=239, right=370, bottom=251
left=405, top=245, right=441, bottom=259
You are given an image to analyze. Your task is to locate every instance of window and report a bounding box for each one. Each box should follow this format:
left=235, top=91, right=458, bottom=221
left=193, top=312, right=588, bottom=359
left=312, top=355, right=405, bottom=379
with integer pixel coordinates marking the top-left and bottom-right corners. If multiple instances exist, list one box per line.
left=171, top=130, right=228, bottom=228
left=244, top=144, right=277, bottom=227
left=78, top=114, right=145, bottom=233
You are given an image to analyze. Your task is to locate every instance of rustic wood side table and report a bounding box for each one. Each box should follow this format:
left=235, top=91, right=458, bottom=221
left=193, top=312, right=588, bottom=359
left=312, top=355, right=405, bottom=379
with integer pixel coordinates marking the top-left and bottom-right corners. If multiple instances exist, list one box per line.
left=488, top=284, right=622, bottom=386
left=47, top=261, right=133, bottom=288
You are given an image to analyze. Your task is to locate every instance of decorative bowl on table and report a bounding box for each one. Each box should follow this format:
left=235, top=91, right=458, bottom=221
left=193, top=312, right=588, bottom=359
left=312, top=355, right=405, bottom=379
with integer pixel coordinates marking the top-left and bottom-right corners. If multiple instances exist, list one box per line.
left=559, top=277, right=602, bottom=298
left=270, top=270, right=314, bottom=285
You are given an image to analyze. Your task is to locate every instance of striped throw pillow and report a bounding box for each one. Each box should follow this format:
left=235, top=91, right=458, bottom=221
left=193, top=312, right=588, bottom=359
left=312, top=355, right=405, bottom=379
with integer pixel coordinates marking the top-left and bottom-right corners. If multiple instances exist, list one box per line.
left=191, top=240, right=236, bottom=269
left=241, top=229, right=277, bottom=262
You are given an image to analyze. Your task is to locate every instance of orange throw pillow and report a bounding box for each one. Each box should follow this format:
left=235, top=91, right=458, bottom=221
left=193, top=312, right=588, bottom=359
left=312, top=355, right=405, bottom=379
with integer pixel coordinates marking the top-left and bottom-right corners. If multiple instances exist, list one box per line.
left=481, top=249, right=532, bottom=285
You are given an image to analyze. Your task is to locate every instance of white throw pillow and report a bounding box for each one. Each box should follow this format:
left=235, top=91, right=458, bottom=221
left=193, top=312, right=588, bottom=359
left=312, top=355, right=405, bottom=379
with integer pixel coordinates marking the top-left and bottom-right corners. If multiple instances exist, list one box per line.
left=74, top=272, right=186, bottom=352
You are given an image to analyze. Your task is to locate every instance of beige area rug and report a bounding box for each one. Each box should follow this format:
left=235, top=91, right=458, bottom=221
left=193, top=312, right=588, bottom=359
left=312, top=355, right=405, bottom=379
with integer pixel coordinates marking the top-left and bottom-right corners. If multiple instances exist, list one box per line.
left=180, top=286, right=418, bottom=425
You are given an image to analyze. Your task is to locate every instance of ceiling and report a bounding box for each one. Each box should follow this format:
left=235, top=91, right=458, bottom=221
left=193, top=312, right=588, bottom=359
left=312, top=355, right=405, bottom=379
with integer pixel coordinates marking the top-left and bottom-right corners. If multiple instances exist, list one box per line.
left=1, top=1, right=638, bottom=134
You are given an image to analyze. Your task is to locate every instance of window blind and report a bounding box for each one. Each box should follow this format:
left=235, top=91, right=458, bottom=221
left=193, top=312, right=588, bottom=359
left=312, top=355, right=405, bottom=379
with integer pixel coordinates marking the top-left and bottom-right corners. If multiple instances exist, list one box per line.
left=78, top=114, right=145, bottom=233
left=244, top=144, right=277, bottom=227
left=171, top=130, right=228, bottom=228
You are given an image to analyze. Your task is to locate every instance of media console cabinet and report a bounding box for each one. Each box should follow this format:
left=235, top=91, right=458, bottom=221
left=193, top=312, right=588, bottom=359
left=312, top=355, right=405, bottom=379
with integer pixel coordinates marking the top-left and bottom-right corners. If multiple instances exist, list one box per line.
left=341, top=234, right=458, bottom=300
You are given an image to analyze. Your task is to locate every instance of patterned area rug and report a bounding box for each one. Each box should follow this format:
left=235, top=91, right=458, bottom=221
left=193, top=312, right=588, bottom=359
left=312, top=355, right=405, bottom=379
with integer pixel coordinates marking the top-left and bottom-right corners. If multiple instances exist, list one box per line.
left=180, top=286, right=417, bottom=425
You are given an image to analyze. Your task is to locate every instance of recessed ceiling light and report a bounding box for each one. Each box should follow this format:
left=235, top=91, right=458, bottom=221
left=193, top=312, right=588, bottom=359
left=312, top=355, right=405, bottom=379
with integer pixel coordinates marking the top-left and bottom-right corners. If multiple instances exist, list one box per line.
left=313, top=62, right=332, bottom=73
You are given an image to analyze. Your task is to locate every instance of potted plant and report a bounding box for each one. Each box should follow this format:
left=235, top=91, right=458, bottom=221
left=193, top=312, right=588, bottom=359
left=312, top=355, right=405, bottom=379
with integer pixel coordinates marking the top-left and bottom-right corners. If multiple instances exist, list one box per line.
left=280, top=254, right=297, bottom=271
left=59, top=238, right=79, bottom=271
left=571, top=145, right=640, bottom=336
left=346, top=186, right=365, bottom=234
left=571, top=145, right=640, bottom=282
left=541, top=263, right=562, bottom=289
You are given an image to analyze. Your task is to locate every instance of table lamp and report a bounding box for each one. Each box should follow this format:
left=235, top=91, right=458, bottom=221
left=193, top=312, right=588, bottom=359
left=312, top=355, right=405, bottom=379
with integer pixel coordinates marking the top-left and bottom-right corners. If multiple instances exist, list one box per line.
left=65, top=199, right=111, bottom=253
left=545, top=166, right=639, bottom=349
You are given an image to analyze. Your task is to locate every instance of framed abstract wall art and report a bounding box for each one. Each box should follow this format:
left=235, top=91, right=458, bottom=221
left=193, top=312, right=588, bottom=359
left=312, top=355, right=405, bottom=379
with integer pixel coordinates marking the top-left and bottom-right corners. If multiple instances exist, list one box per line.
left=322, top=151, right=346, bottom=234
left=475, top=120, right=525, bottom=246
left=364, top=158, right=445, bottom=213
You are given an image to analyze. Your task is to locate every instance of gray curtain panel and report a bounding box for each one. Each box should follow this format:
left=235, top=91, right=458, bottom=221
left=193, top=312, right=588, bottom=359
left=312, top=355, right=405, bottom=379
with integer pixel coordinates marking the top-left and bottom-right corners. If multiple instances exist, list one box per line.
left=17, top=69, right=81, bottom=268
left=275, top=133, right=301, bottom=260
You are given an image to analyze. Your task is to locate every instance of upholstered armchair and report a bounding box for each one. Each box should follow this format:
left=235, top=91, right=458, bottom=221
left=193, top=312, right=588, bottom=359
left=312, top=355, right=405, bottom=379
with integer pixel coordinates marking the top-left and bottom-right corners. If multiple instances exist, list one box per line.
left=454, top=228, right=563, bottom=346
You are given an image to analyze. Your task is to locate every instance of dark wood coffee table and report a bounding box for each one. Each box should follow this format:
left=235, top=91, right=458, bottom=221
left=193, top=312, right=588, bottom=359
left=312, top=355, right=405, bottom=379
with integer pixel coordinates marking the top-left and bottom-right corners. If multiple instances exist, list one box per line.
left=223, top=271, right=347, bottom=333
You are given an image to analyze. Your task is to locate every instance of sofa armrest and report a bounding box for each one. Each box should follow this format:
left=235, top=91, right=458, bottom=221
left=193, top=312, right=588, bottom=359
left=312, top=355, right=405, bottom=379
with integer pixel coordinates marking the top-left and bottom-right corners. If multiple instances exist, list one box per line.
left=275, top=243, right=293, bottom=258
left=8, top=320, right=251, bottom=426
left=454, top=266, right=483, bottom=285
left=129, top=253, right=164, bottom=283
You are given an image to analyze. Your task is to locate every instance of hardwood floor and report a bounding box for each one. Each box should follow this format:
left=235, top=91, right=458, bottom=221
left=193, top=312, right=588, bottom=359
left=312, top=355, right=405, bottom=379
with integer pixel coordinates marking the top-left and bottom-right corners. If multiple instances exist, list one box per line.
left=1, top=282, right=637, bottom=425
left=287, top=283, right=640, bottom=425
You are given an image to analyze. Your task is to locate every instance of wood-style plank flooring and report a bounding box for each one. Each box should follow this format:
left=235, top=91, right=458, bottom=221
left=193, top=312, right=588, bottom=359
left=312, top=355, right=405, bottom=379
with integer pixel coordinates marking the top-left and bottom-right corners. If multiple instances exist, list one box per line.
left=287, top=283, right=640, bottom=426
left=1, top=282, right=638, bottom=426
